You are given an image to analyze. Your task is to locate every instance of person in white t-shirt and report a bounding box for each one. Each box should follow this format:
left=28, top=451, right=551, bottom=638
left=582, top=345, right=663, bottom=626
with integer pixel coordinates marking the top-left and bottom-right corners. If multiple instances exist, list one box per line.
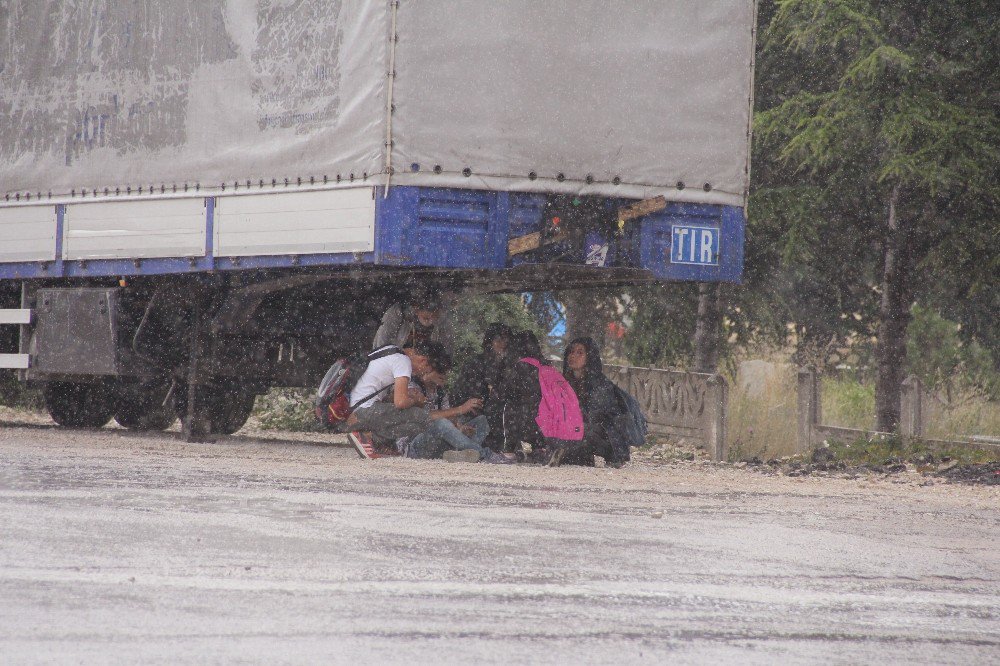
left=349, top=342, right=511, bottom=463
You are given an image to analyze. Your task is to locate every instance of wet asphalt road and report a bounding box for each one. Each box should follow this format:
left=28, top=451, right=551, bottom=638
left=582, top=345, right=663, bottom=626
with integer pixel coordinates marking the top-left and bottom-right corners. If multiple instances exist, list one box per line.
left=0, top=421, right=998, bottom=664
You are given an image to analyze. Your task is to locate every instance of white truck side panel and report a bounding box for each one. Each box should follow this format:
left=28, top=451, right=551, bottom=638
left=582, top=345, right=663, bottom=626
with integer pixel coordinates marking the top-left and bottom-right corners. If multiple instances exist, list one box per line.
left=63, top=199, right=206, bottom=260
left=0, top=206, right=57, bottom=263
left=214, top=189, right=375, bottom=257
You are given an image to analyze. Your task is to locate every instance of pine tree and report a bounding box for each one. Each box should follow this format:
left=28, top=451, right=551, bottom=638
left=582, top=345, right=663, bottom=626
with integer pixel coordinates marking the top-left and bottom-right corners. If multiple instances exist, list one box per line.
left=756, top=0, right=1000, bottom=430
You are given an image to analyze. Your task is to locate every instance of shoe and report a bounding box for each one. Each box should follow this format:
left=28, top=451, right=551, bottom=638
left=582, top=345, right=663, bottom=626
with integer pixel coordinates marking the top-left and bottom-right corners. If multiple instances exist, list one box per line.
left=443, top=449, right=480, bottom=464
left=348, top=431, right=376, bottom=459
left=481, top=450, right=515, bottom=465
left=544, top=446, right=565, bottom=467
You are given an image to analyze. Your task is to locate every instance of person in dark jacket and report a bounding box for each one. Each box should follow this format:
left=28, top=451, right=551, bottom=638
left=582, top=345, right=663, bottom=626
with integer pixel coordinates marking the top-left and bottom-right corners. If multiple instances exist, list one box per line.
left=498, top=331, right=546, bottom=456
left=450, top=323, right=511, bottom=450
left=562, top=337, right=623, bottom=466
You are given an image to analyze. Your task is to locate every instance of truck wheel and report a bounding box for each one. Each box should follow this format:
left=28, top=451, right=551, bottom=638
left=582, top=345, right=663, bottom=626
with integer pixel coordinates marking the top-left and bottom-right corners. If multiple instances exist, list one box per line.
left=114, top=382, right=177, bottom=431
left=43, top=381, right=115, bottom=428
left=209, top=386, right=256, bottom=435
left=172, top=381, right=255, bottom=438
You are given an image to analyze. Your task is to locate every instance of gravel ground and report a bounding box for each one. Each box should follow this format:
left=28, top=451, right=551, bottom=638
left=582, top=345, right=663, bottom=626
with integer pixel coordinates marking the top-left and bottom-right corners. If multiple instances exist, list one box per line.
left=0, top=411, right=998, bottom=664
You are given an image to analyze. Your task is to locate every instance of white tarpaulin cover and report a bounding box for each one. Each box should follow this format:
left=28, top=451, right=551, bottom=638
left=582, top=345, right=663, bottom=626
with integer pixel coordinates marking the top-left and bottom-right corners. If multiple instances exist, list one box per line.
left=1, top=1, right=754, bottom=208
left=390, top=1, right=755, bottom=207
left=0, top=0, right=388, bottom=199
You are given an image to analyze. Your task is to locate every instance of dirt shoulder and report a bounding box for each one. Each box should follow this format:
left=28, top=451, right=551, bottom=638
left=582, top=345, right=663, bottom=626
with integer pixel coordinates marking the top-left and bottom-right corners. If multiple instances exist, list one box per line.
left=2, top=409, right=997, bottom=510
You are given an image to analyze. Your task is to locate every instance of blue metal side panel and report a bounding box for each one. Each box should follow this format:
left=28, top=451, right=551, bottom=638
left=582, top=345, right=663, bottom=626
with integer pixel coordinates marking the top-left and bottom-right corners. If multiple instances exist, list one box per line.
left=374, top=186, right=418, bottom=265
left=0, top=188, right=744, bottom=282
left=204, top=196, right=215, bottom=260
left=507, top=193, right=549, bottom=268
left=213, top=253, right=371, bottom=271
left=508, top=193, right=547, bottom=238
left=375, top=186, right=508, bottom=269
left=636, top=203, right=744, bottom=282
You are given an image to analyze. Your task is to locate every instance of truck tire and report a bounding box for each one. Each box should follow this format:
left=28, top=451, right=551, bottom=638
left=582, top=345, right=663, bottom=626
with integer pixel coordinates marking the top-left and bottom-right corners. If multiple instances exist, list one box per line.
left=114, top=382, right=177, bottom=431
left=43, top=381, right=115, bottom=428
left=210, top=386, right=256, bottom=435
left=172, top=381, right=256, bottom=437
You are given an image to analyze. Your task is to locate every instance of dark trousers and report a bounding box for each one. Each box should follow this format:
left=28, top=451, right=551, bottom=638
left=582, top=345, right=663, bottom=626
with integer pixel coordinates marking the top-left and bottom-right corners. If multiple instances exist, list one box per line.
left=559, top=425, right=613, bottom=466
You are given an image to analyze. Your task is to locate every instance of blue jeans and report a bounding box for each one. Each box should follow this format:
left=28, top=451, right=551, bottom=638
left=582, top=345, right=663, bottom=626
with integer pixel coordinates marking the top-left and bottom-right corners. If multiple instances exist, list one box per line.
left=407, top=415, right=489, bottom=460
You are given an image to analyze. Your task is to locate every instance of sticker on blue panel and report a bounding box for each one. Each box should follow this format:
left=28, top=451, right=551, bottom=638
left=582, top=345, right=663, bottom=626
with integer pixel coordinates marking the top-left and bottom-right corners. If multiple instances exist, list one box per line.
left=670, top=225, right=719, bottom=266
left=584, top=231, right=609, bottom=267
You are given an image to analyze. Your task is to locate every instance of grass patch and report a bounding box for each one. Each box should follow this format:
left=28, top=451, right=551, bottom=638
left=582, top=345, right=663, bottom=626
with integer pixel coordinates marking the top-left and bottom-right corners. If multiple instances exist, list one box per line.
left=824, top=434, right=997, bottom=466
left=725, top=363, right=1000, bottom=461
left=924, top=391, right=1000, bottom=440
left=727, top=365, right=798, bottom=460
left=821, top=376, right=874, bottom=429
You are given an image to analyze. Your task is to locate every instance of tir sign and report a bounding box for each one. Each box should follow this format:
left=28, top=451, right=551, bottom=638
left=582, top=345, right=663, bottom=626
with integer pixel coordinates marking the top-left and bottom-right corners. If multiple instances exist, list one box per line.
left=670, top=225, right=719, bottom=266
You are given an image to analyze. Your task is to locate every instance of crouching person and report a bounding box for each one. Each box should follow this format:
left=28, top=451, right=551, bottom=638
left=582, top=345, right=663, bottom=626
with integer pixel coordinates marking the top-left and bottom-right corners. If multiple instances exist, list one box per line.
left=402, top=363, right=510, bottom=464
left=562, top=337, right=644, bottom=467
left=349, top=342, right=510, bottom=464
left=500, top=331, right=585, bottom=466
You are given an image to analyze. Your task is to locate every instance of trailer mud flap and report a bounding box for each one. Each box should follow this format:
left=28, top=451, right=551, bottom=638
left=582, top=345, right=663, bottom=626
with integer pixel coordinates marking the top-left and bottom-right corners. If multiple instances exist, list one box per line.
left=31, top=288, right=120, bottom=376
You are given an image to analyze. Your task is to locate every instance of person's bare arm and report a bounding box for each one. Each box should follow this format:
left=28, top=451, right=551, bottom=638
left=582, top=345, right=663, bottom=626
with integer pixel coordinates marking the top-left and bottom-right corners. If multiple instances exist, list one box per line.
left=392, top=376, right=424, bottom=409
left=429, top=397, right=482, bottom=421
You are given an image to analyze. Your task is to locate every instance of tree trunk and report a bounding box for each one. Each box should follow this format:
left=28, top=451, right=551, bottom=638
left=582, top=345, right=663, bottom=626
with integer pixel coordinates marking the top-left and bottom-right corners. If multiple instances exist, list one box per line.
left=874, top=184, right=913, bottom=432
left=693, top=282, right=723, bottom=373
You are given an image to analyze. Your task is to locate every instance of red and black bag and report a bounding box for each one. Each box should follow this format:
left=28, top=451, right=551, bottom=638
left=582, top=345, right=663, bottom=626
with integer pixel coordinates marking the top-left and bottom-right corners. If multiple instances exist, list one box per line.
left=314, top=346, right=402, bottom=429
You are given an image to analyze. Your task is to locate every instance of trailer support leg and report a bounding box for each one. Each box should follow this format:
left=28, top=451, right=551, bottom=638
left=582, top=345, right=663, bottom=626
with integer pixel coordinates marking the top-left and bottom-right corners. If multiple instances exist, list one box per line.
left=181, top=298, right=215, bottom=443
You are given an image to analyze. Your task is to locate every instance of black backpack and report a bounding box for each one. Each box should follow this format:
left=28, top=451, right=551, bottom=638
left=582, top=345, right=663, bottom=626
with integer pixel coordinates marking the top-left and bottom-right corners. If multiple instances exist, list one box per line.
left=608, top=384, right=647, bottom=463
left=314, top=346, right=402, bottom=429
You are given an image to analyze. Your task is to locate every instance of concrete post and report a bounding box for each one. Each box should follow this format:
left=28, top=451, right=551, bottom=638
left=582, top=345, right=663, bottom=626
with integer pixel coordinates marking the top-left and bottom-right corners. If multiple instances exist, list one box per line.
left=900, top=376, right=923, bottom=437
left=704, top=374, right=728, bottom=461
left=797, top=367, right=820, bottom=453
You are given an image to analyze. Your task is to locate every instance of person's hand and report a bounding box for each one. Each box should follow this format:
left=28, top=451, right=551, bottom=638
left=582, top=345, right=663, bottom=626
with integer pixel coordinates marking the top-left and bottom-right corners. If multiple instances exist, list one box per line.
left=460, top=397, right=483, bottom=414
left=408, top=388, right=427, bottom=407
left=460, top=425, right=476, bottom=438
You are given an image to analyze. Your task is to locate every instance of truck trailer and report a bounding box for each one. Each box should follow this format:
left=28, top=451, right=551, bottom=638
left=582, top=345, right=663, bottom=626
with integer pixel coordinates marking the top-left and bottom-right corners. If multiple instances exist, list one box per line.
left=0, top=1, right=757, bottom=440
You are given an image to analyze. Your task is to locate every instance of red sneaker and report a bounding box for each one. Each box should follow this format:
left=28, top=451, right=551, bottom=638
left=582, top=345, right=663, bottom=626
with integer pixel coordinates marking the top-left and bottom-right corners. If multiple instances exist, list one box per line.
left=348, top=432, right=401, bottom=459
left=348, top=431, right=377, bottom=459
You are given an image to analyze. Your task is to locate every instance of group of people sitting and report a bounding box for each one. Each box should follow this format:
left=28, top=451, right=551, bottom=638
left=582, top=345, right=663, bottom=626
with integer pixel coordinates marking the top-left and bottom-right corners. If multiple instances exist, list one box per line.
left=344, top=290, right=638, bottom=467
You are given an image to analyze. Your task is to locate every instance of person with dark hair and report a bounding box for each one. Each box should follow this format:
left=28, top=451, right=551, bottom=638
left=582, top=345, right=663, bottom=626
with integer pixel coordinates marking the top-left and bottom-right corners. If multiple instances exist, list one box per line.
left=450, top=322, right=511, bottom=450
left=562, top=337, right=627, bottom=467
left=499, top=330, right=584, bottom=464
left=509, top=330, right=544, bottom=362
left=348, top=341, right=510, bottom=463
left=372, top=288, right=444, bottom=350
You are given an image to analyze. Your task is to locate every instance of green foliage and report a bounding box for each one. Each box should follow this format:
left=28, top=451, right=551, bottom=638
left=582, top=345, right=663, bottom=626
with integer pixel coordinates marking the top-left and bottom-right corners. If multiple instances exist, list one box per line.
left=906, top=305, right=1000, bottom=400
left=449, top=294, right=545, bottom=363
left=253, top=388, right=321, bottom=432
left=751, top=0, right=1000, bottom=417
left=0, top=371, right=42, bottom=410
left=761, top=0, right=1000, bottom=199
left=622, top=284, right=698, bottom=368
left=822, top=376, right=875, bottom=429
